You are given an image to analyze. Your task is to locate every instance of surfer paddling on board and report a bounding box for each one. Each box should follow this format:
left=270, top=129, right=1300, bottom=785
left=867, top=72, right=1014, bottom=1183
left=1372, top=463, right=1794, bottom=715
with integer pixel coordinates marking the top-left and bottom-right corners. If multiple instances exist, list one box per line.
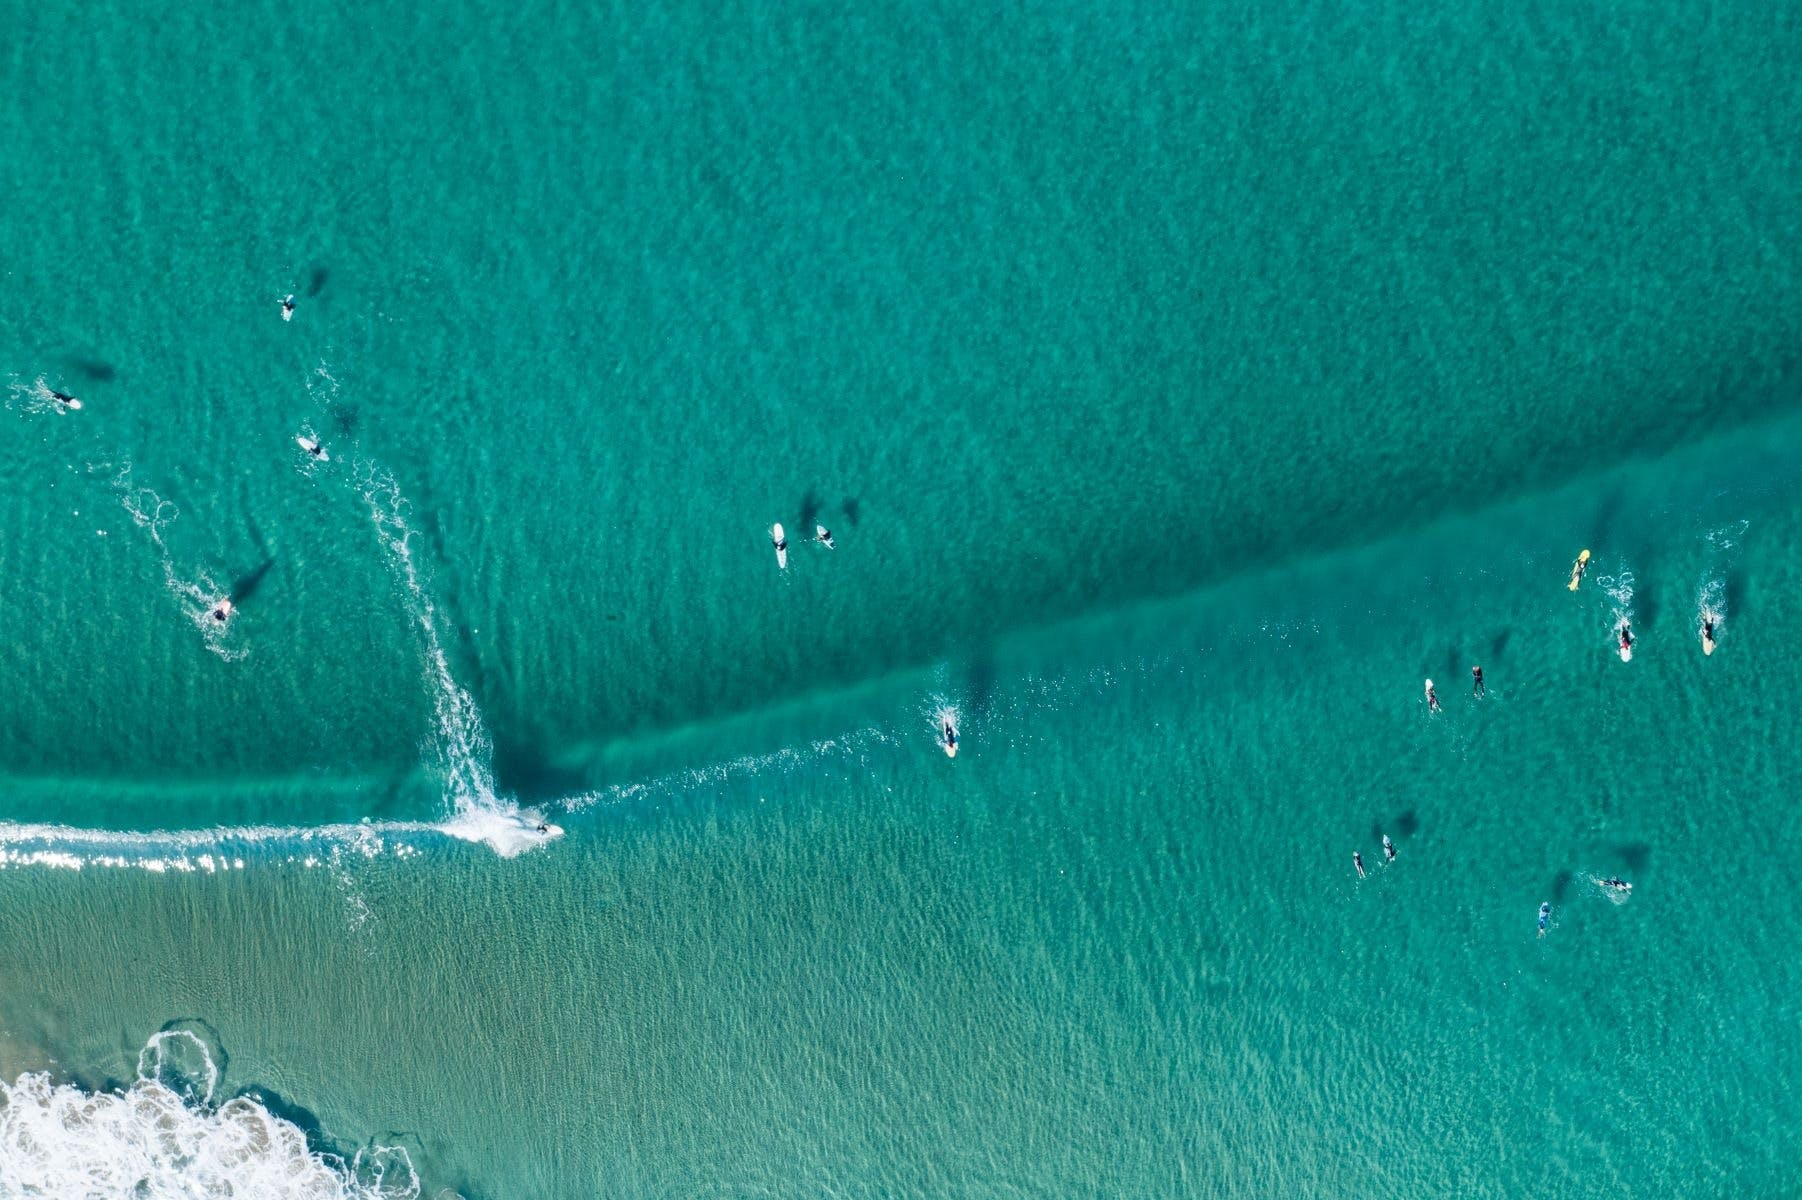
left=297, top=435, right=327, bottom=461
left=1353, top=850, right=1367, bottom=879
left=770, top=523, right=788, bottom=569
left=1595, top=876, right=1632, bottom=894
left=1383, top=835, right=1396, bottom=865
left=1701, top=615, right=1717, bottom=656
left=1424, top=679, right=1441, bottom=713
left=209, top=598, right=235, bottom=624
left=1568, top=549, right=1591, bottom=591
left=1538, top=902, right=1552, bottom=937
left=49, top=389, right=82, bottom=411
left=281, top=294, right=296, bottom=322
left=1472, top=665, right=1484, bottom=696
left=1618, top=623, right=1633, bottom=662
left=941, top=716, right=959, bottom=758
left=815, top=524, right=835, bottom=549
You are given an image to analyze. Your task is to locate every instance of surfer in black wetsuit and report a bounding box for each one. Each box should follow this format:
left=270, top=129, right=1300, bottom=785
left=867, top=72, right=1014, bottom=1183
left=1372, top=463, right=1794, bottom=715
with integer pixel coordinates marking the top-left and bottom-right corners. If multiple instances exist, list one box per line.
left=1382, top=835, right=1396, bottom=864
left=1353, top=850, right=1366, bottom=879
left=281, top=294, right=296, bottom=321
left=1471, top=665, right=1484, bottom=696
left=1618, top=624, right=1633, bottom=656
left=816, top=525, right=835, bottom=549
left=1424, top=679, right=1441, bottom=712
left=50, top=389, right=78, bottom=408
left=210, top=599, right=235, bottom=623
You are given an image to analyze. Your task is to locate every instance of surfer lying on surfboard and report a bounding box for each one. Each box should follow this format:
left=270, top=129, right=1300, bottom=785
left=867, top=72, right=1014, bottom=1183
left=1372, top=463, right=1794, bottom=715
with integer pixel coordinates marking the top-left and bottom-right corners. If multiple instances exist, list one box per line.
left=1353, top=850, right=1366, bottom=879
left=1594, top=876, right=1632, bottom=894
left=1618, top=624, right=1633, bottom=661
left=282, top=294, right=296, bottom=321
left=1569, top=549, right=1591, bottom=591
left=1382, top=835, right=1396, bottom=864
left=771, top=523, right=788, bottom=569
left=1538, top=902, right=1552, bottom=937
left=1424, top=679, right=1441, bottom=713
left=49, top=389, right=82, bottom=411
left=941, top=717, right=958, bottom=758
left=1702, top=615, right=1717, bottom=656
left=297, top=435, right=327, bottom=461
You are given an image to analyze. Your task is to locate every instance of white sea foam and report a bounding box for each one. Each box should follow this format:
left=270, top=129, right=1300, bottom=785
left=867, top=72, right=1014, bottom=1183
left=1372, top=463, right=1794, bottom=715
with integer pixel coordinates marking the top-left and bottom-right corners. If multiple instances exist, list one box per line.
left=0, top=817, right=509, bottom=873
left=0, top=1031, right=430, bottom=1199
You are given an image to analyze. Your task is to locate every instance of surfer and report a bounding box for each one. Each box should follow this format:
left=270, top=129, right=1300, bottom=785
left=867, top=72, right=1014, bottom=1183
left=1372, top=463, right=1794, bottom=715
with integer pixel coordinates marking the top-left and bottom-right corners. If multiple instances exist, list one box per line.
left=535, top=822, right=549, bottom=834
left=1568, top=549, right=1591, bottom=591
left=209, top=598, right=235, bottom=624
left=1701, top=616, right=1716, bottom=656
left=1595, top=876, right=1632, bottom=893
left=1354, top=850, right=1366, bottom=879
left=298, top=435, right=326, bottom=460
left=815, top=524, right=835, bottom=550
left=771, top=523, right=788, bottom=569
left=281, top=294, right=296, bottom=321
left=1382, top=834, right=1396, bottom=864
left=49, top=388, right=81, bottom=410
left=942, top=717, right=958, bottom=758
left=1618, top=624, right=1633, bottom=659
left=1424, top=678, right=1441, bottom=713
left=1538, top=901, right=1552, bottom=937
left=1471, top=665, right=1484, bottom=696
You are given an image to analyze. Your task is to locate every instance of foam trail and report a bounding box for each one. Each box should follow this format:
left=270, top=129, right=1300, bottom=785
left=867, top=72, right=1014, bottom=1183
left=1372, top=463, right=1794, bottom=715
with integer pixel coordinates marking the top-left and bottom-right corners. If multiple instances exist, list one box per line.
left=0, top=1030, right=432, bottom=1199
left=1599, top=565, right=1636, bottom=641
left=360, top=467, right=559, bottom=856
left=0, top=819, right=448, bottom=873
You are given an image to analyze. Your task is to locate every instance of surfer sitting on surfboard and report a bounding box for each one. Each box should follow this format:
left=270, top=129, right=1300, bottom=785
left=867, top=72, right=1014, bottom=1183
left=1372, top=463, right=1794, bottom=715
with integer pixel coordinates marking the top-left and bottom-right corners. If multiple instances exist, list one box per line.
left=209, top=598, right=235, bottom=624
left=1382, top=835, right=1396, bottom=864
left=1471, top=665, right=1484, bottom=696
left=282, top=294, right=296, bottom=321
left=815, top=524, right=835, bottom=549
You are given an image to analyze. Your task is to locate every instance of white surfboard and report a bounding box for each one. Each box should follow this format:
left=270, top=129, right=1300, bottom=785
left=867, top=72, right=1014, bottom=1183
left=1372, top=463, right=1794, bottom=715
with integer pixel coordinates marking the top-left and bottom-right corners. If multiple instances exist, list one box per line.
left=281, top=295, right=296, bottom=322
left=1702, top=614, right=1718, bottom=656
left=51, top=391, right=82, bottom=411
left=942, top=721, right=958, bottom=758
left=296, top=436, right=329, bottom=462
left=1618, top=635, right=1633, bottom=662
left=816, top=524, right=835, bottom=549
left=771, top=523, right=788, bottom=569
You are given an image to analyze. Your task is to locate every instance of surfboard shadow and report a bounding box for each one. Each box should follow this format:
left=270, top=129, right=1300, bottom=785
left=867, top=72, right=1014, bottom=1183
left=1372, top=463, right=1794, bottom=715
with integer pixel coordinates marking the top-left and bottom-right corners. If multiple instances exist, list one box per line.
left=229, top=558, right=277, bottom=606
left=63, top=355, right=117, bottom=382
left=307, top=266, right=330, bottom=298
left=798, top=489, right=821, bottom=535
left=841, top=496, right=861, bottom=526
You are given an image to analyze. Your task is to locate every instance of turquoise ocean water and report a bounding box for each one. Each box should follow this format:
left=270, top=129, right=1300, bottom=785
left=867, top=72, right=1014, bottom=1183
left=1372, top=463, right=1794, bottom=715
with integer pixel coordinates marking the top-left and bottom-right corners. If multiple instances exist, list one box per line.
left=3, top=0, right=1802, bottom=1194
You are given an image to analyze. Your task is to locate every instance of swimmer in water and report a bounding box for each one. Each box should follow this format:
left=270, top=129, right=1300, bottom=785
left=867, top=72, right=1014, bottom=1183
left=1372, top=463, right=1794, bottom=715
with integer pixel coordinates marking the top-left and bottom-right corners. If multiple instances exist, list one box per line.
left=1595, top=876, right=1632, bottom=893
left=1354, top=850, right=1366, bottom=879
left=1538, top=901, right=1552, bottom=937
left=815, top=524, right=835, bottom=549
left=281, top=294, right=296, bottom=321
left=209, top=598, right=235, bottom=624
left=1424, top=678, right=1441, bottom=713
left=1382, top=834, right=1396, bottom=864
left=1472, top=665, right=1484, bottom=696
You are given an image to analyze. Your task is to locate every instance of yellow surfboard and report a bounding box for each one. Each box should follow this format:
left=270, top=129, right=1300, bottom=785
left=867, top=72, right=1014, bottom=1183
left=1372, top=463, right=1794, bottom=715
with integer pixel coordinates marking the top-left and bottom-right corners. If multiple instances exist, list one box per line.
left=1568, top=549, right=1591, bottom=591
